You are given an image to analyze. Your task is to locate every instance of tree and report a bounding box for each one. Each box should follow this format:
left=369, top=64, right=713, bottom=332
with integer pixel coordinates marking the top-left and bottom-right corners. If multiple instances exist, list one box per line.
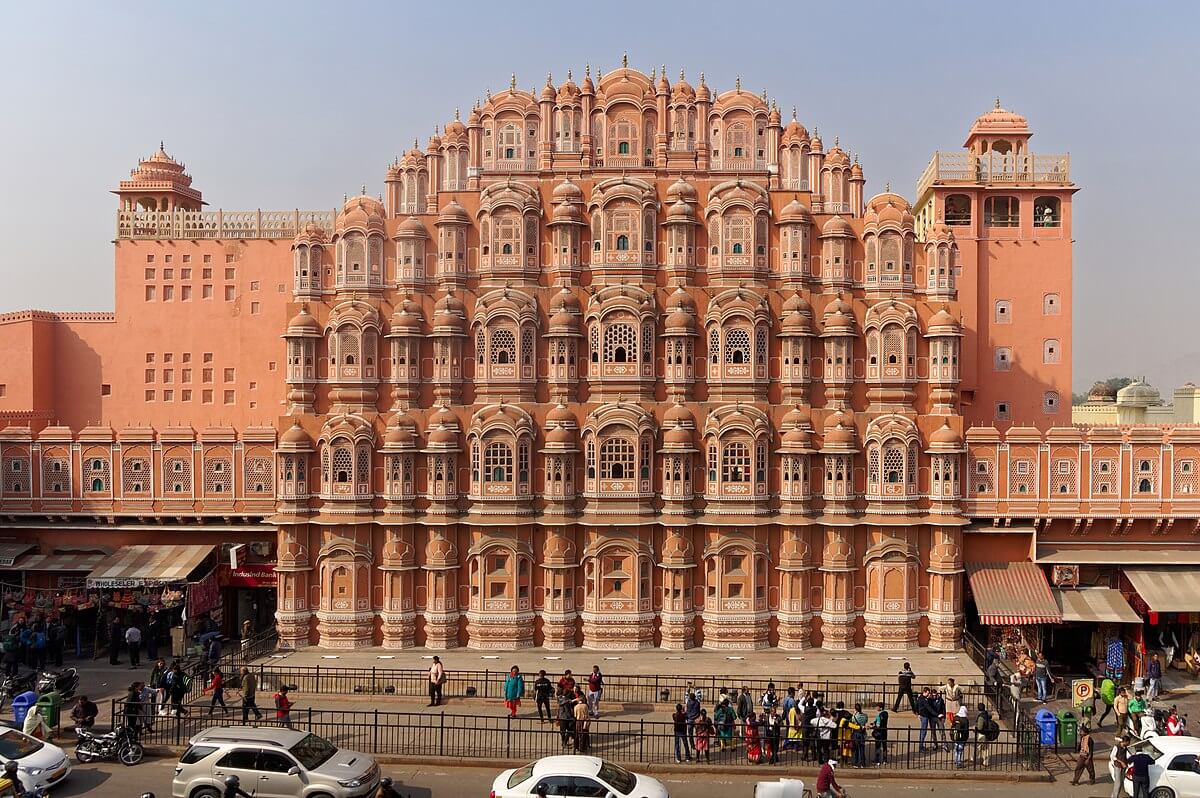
left=1072, top=376, right=1135, bottom=405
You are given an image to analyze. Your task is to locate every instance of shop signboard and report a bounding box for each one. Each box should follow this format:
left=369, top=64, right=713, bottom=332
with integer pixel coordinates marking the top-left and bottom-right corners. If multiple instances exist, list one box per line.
left=1072, top=678, right=1094, bottom=706
left=219, top=564, right=277, bottom=589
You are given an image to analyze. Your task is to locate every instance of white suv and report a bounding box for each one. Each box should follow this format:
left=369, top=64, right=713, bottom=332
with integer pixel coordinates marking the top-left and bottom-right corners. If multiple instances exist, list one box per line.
left=171, top=727, right=379, bottom=798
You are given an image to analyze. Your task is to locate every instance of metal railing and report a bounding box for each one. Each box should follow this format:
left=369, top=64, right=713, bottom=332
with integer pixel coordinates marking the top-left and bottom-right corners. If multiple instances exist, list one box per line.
left=115, top=702, right=1043, bottom=772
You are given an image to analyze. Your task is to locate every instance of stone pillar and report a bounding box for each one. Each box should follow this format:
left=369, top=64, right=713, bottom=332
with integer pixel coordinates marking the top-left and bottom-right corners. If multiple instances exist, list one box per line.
left=819, top=528, right=856, bottom=651
left=275, top=525, right=313, bottom=649
left=776, top=528, right=814, bottom=650
left=927, top=526, right=964, bottom=651
left=380, top=528, right=416, bottom=649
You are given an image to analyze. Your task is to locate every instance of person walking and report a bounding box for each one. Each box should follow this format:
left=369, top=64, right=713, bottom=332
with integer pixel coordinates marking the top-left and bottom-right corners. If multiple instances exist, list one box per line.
left=1097, top=677, right=1117, bottom=728
left=125, top=622, right=142, bottom=669
left=942, top=677, right=963, bottom=718
left=1034, top=652, right=1051, bottom=702
left=951, top=705, right=969, bottom=767
left=503, top=666, right=525, bottom=719
left=148, top=658, right=167, bottom=715
left=533, top=670, right=553, bottom=724
left=273, top=685, right=293, bottom=729
left=672, top=703, right=692, bottom=763
left=1147, top=654, right=1163, bottom=701
left=557, top=686, right=576, bottom=749
left=166, top=661, right=189, bottom=718
left=206, top=667, right=227, bottom=716
left=145, top=613, right=160, bottom=662
left=871, top=702, right=889, bottom=766
left=973, top=702, right=995, bottom=767
left=1128, top=746, right=1154, bottom=798
left=572, top=690, right=590, bottom=753
left=893, top=662, right=916, bottom=712
left=240, top=667, right=263, bottom=722
left=583, top=665, right=603, bottom=719
left=427, top=656, right=445, bottom=707
left=1109, top=734, right=1131, bottom=798
left=695, top=708, right=714, bottom=763
left=1070, top=724, right=1096, bottom=785
left=1114, top=687, right=1131, bottom=736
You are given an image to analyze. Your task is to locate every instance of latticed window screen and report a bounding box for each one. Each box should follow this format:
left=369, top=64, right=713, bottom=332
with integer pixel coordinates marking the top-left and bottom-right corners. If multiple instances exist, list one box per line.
left=725, top=328, right=750, bottom=364
left=204, top=457, right=230, bottom=493
left=1175, top=460, right=1198, bottom=495
left=907, top=444, right=918, bottom=487
left=85, top=457, right=110, bottom=492
left=521, top=328, right=534, bottom=366
left=641, top=324, right=652, bottom=363
left=1051, top=459, right=1075, bottom=494
left=603, top=323, right=637, bottom=363
left=42, top=457, right=69, bottom=494
left=709, top=328, right=720, bottom=363
left=725, top=215, right=751, bottom=254
left=600, top=438, right=635, bottom=480
left=245, top=456, right=272, bottom=494
left=355, top=447, right=370, bottom=490
left=868, top=447, right=881, bottom=484
left=332, top=449, right=353, bottom=483
left=476, top=330, right=485, bottom=363
left=490, top=329, right=516, bottom=364
left=165, top=457, right=191, bottom=493
left=970, top=457, right=993, bottom=494
left=882, top=328, right=903, bottom=365
left=722, top=442, right=750, bottom=482
left=1009, top=458, right=1036, bottom=494
left=883, top=446, right=904, bottom=484
left=755, top=327, right=767, bottom=365
left=2, top=458, right=26, bottom=493
left=484, top=443, right=513, bottom=483
left=120, top=457, right=147, bottom=494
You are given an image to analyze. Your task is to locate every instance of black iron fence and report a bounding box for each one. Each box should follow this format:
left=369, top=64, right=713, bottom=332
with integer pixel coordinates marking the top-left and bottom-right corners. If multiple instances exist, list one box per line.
left=114, top=701, right=1044, bottom=773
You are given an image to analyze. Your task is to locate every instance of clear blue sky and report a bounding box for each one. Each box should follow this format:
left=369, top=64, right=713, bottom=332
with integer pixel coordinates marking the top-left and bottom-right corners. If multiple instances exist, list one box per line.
left=1, top=0, right=1196, bottom=393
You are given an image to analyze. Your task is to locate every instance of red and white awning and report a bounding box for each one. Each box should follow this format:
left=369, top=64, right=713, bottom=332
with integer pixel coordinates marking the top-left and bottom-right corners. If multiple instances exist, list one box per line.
left=966, top=561, right=1062, bottom=625
left=86, top=544, right=215, bottom=588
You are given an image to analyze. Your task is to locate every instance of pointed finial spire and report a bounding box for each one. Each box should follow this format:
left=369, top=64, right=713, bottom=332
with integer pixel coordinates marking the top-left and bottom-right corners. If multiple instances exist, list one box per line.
left=834, top=135, right=839, bottom=148
left=159, top=140, right=164, bottom=151
left=343, top=193, right=348, bottom=203
left=434, top=124, right=440, bottom=135
left=995, top=96, right=1001, bottom=109
left=585, top=63, right=591, bottom=77
left=885, top=181, right=891, bottom=192
left=567, top=68, right=573, bottom=80
left=413, top=138, right=418, bottom=149
left=792, top=106, right=797, bottom=121
left=679, top=68, right=685, bottom=81
left=661, top=63, right=666, bottom=77
left=853, top=152, right=859, bottom=164
left=699, top=71, right=705, bottom=85
left=485, top=87, right=492, bottom=100
left=650, top=66, right=656, bottom=81
left=361, top=184, right=367, bottom=195
left=546, top=72, right=553, bottom=86
left=762, top=88, right=768, bottom=101
left=454, top=107, right=460, bottom=121
left=735, top=75, right=742, bottom=92
left=622, top=51, right=628, bottom=68
left=509, top=73, right=517, bottom=91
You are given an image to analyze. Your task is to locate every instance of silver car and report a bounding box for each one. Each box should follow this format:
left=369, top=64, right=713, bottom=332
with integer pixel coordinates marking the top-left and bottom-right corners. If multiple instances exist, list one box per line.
left=171, top=726, right=379, bottom=798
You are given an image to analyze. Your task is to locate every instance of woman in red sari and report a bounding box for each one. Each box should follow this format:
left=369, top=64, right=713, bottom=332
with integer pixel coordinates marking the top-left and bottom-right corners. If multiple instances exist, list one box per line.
left=744, top=710, right=763, bottom=764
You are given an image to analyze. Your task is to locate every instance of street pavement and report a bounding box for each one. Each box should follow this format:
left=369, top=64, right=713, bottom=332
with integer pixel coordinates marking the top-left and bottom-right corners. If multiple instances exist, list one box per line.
left=48, top=758, right=1110, bottom=797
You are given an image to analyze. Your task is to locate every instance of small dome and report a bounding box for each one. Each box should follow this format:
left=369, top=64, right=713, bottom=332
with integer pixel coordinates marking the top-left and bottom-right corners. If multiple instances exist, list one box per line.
left=549, top=309, right=579, bottom=332
left=850, top=161, right=864, bottom=178
left=435, top=292, right=465, bottom=316
left=547, top=403, right=575, bottom=425
left=552, top=178, right=583, bottom=202
left=782, top=114, right=809, bottom=145
left=664, top=402, right=694, bottom=427
left=661, top=530, right=693, bottom=566
left=823, top=422, right=856, bottom=447
left=671, top=73, right=695, bottom=102
left=665, top=426, right=693, bottom=446
left=666, top=286, right=696, bottom=312
left=399, top=145, right=425, bottom=169
left=552, top=202, right=584, bottom=224
left=550, top=287, right=581, bottom=314
left=426, top=424, right=458, bottom=446
left=546, top=426, right=576, bottom=446
left=280, top=421, right=312, bottom=447
left=825, top=146, right=850, bottom=167
left=426, top=132, right=441, bottom=152
left=540, top=81, right=557, bottom=102
left=768, top=104, right=781, bottom=126
left=425, top=532, right=458, bottom=566
left=543, top=533, right=576, bottom=565
left=926, top=307, right=960, bottom=334
left=666, top=309, right=695, bottom=333
left=436, top=199, right=470, bottom=225
left=293, top=222, right=328, bottom=245
left=779, top=198, right=812, bottom=224
left=287, top=306, right=320, bottom=335
left=429, top=404, right=459, bottom=429
left=782, top=405, right=812, bottom=429
left=666, top=199, right=696, bottom=223
left=966, top=99, right=1030, bottom=144
left=384, top=424, right=416, bottom=447
left=779, top=535, right=810, bottom=567
left=389, top=303, right=423, bottom=333
left=557, top=74, right=581, bottom=100
left=396, top=216, right=428, bottom=238
left=1117, top=380, right=1161, bottom=408
left=337, top=194, right=386, bottom=235
left=666, top=177, right=698, bottom=205
left=695, top=75, right=710, bottom=102
left=821, top=215, right=854, bottom=237
left=810, top=131, right=823, bottom=151
left=783, top=426, right=813, bottom=447
left=443, top=116, right=468, bottom=145
left=821, top=295, right=856, bottom=333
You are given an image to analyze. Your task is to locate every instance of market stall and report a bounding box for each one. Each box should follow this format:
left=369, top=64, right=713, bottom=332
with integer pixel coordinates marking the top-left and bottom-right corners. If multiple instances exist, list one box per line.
left=966, top=561, right=1062, bottom=666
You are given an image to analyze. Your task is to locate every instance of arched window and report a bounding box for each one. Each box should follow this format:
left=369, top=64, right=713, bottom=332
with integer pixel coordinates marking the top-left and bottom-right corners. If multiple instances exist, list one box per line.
left=1139, top=478, right=1152, bottom=493
left=984, top=196, right=1019, bottom=227
left=490, top=329, right=516, bottom=364
left=91, top=478, right=104, bottom=492
left=333, top=448, right=352, bottom=484
left=945, top=194, right=971, bottom=225
left=617, top=141, right=630, bottom=155
left=603, top=323, right=637, bottom=364
left=725, top=329, right=750, bottom=365
left=616, top=235, right=629, bottom=251
left=722, top=442, right=751, bottom=483
left=1034, top=196, right=1061, bottom=227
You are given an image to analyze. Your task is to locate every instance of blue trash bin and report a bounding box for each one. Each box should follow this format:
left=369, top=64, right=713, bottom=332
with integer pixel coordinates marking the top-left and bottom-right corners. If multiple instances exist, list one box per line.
left=1035, top=708, right=1058, bottom=746
left=11, top=690, right=38, bottom=726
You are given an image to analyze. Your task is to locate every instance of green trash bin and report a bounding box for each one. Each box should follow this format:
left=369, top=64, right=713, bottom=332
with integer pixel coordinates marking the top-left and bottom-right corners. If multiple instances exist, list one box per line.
left=34, top=691, right=61, bottom=728
left=1057, top=708, right=1078, bottom=749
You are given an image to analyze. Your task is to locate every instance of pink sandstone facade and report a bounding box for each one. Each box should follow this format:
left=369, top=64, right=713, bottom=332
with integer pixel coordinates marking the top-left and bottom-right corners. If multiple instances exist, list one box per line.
left=3, top=65, right=1189, bottom=652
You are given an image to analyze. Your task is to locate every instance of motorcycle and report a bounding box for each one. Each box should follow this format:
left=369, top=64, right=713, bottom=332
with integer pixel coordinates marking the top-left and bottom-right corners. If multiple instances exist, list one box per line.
left=74, top=725, right=144, bottom=766
left=34, top=667, right=78, bottom=700
left=0, top=672, right=36, bottom=710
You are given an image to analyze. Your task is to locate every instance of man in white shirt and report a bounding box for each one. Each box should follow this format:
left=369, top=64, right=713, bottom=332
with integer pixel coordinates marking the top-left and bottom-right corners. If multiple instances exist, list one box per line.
left=125, top=624, right=142, bottom=669
left=428, top=656, right=445, bottom=707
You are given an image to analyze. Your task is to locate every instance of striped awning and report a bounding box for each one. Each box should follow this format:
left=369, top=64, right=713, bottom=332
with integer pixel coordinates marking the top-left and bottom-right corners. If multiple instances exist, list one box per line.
left=0, top=543, right=36, bottom=568
left=1053, top=588, right=1141, bottom=624
left=86, top=544, right=215, bottom=588
left=1124, top=568, right=1200, bottom=613
left=966, top=561, right=1062, bottom=625
left=14, top=552, right=108, bottom=573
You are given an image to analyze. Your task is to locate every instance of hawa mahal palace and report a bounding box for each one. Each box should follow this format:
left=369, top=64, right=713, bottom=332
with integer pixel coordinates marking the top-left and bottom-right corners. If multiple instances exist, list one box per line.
left=2, top=62, right=1197, bottom=652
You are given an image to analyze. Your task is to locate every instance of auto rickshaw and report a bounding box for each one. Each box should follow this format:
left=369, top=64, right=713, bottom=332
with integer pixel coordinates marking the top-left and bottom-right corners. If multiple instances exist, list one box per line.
left=0, top=775, right=21, bottom=797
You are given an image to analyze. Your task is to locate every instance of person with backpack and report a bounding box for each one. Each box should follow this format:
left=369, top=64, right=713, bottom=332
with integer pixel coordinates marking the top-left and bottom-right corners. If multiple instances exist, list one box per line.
left=871, top=702, right=889, bottom=765
left=893, top=662, right=916, bottom=712
left=761, top=682, right=779, bottom=714
left=533, top=670, right=553, bottom=724
left=1070, top=724, right=1096, bottom=785
left=1097, top=677, right=1117, bottom=728
left=951, top=705, right=970, bottom=767
left=586, top=665, right=604, bottom=719
left=274, top=685, right=293, bottom=728
left=685, top=688, right=702, bottom=751
left=503, top=665, right=525, bottom=719
left=974, top=702, right=998, bottom=767
left=166, top=661, right=189, bottom=717
left=715, top=697, right=736, bottom=752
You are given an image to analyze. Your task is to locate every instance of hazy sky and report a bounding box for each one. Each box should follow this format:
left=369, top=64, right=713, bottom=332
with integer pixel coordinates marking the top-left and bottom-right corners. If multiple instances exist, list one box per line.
left=1, top=1, right=1196, bottom=393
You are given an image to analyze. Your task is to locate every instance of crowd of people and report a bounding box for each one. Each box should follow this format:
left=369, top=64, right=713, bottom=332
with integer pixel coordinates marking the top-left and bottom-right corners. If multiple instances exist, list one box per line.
left=2, top=615, right=68, bottom=674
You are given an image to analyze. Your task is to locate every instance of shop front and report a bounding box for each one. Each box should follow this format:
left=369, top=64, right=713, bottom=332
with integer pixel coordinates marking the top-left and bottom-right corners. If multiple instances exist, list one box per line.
left=8, top=551, right=108, bottom=657
left=85, top=544, right=219, bottom=657
left=965, top=560, right=1061, bottom=671
left=218, top=563, right=277, bottom=640
left=1123, top=567, right=1200, bottom=679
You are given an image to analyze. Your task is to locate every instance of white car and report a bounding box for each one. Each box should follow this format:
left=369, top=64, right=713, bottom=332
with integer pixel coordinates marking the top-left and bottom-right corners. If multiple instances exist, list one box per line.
left=0, top=727, right=71, bottom=793
left=1116, top=735, right=1200, bottom=798
left=491, top=756, right=668, bottom=798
